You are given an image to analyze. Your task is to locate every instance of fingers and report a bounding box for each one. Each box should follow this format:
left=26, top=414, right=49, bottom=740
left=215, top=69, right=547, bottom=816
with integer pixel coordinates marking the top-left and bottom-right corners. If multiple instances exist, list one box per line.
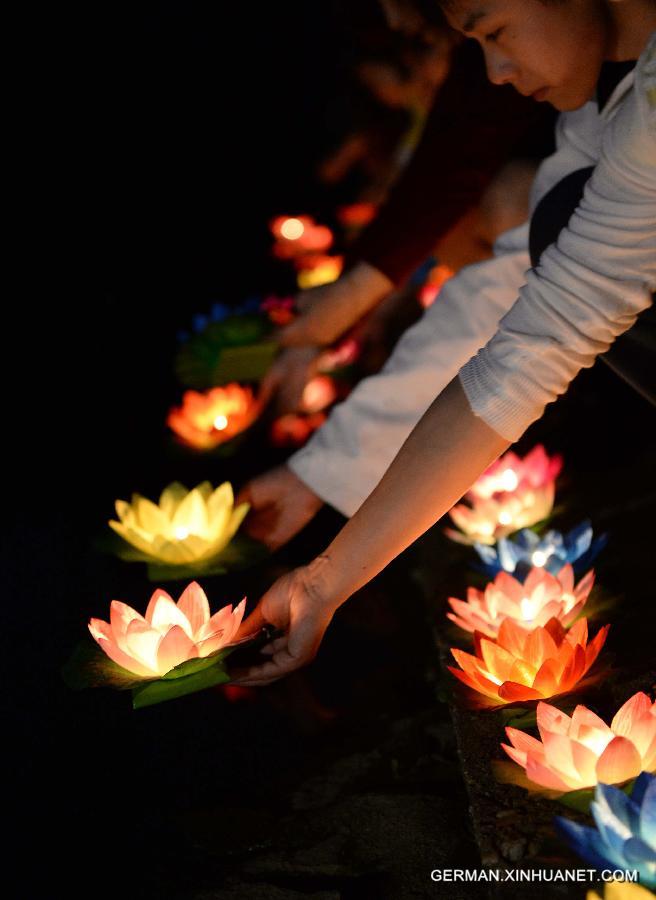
left=235, top=483, right=253, bottom=507
left=259, top=636, right=288, bottom=655
left=257, top=363, right=282, bottom=408
left=232, top=645, right=303, bottom=686
left=234, top=604, right=270, bottom=641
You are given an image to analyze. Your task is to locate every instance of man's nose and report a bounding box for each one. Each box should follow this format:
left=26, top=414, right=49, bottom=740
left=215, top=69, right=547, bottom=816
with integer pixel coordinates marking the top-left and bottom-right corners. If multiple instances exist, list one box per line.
left=484, top=47, right=519, bottom=86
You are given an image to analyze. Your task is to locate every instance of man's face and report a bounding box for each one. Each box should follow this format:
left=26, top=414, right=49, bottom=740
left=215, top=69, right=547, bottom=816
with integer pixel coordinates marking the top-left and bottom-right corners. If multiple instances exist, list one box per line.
left=442, top=0, right=609, bottom=110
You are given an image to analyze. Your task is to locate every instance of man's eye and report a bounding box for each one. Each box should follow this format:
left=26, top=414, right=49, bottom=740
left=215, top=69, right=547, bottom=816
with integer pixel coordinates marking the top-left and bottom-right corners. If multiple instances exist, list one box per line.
left=485, top=27, right=503, bottom=43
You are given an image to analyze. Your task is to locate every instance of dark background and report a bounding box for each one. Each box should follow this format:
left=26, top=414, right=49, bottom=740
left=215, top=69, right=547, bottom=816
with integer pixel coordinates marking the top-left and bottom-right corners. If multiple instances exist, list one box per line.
left=11, top=4, right=655, bottom=897
left=15, top=3, right=474, bottom=896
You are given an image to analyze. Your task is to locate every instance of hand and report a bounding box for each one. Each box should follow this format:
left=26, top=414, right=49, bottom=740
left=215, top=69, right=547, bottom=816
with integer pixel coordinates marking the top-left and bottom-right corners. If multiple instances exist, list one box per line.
left=280, top=262, right=394, bottom=347
left=258, top=345, right=320, bottom=414
left=231, top=560, right=338, bottom=685
left=237, top=464, right=324, bottom=550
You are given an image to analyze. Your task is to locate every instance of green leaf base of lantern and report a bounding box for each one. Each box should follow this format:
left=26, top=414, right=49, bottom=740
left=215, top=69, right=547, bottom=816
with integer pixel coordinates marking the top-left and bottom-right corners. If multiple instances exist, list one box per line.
left=63, top=641, right=243, bottom=709
left=175, top=313, right=279, bottom=389
left=94, top=531, right=269, bottom=582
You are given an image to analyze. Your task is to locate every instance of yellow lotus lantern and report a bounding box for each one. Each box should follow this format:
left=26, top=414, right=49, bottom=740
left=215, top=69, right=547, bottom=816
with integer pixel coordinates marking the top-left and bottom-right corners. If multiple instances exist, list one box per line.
left=167, top=384, right=260, bottom=450
left=447, top=565, right=594, bottom=639
left=502, top=692, right=656, bottom=792
left=296, top=255, right=344, bottom=289
left=588, top=883, right=656, bottom=900
left=448, top=617, right=609, bottom=707
left=89, top=582, right=246, bottom=678
left=448, top=445, right=562, bottom=544
left=448, top=487, right=556, bottom=545
left=109, top=481, right=249, bottom=566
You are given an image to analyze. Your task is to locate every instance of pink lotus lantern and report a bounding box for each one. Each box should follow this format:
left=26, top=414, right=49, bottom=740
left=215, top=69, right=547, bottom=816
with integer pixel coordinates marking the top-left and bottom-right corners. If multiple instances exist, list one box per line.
left=167, top=384, right=260, bottom=450
left=448, top=445, right=562, bottom=545
left=89, top=582, right=246, bottom=679
left=447, top=565, right=594, bottom=639
left=301, top=375, right=339, bottom=414
left=448, top=616, right=609, bottom=707
left=469, top=445, right=562, bottom=502
left=270, top=215, right=334, bottom=258
left=501, top=692, right=656, bottom=792
left=260, top=294, right=296, bottom=326
left=316, top=337, right=360, bottom=372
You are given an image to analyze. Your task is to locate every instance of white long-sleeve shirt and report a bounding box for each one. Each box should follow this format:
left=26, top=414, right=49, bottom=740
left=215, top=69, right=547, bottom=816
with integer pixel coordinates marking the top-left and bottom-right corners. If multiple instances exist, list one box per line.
left=459, top=35, right=656, bottom=441
left=290, top=35, right=656, bottom=516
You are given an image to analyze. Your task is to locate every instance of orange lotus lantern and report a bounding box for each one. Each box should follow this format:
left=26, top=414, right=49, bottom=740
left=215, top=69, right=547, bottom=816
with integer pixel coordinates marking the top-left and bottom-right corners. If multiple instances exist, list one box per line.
left=296, top=255, right=344, bottom=289
left=89, top=582, right=246, bottom=679
left=167, top=384, right=260, bottom=450
left=501, top=692, right=656, bottom=792
left=270, top=215, right=334, bottom=258
left=336, top=202, right=378, bottom=229
left=447, top=565, right=594, bottom=639
left=418, top=263, right=454, bottom=309
left=269, top=412, right=326, bottom=448
left=448, top=617, right=609, bottom=707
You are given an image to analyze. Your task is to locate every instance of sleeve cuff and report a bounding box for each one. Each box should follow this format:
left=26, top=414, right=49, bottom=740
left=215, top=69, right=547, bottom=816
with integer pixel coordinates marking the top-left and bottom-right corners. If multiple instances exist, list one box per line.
left=458, top=354, right=540, bottom=443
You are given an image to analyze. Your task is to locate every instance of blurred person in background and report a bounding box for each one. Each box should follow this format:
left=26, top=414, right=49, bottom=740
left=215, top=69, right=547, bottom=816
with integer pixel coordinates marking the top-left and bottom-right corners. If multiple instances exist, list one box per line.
left=261, top=0, right=554, bottom=413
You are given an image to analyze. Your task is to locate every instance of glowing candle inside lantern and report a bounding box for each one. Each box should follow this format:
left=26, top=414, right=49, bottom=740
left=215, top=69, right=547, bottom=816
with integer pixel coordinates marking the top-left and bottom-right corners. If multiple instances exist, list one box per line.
left=213, top=414, right=228, bottom=431
left=520, top=596, right=538, bottom=621
left=532, top=550, right=548, bottom=567
left=280, top=217, right=304, bottom=240
left=500, top=468, right=519, bottom=491
left=580, top=731, right=614, bottom=757
left=175, top=526, right=190, bottom=540
left=498, top=511, right=513, bottom=526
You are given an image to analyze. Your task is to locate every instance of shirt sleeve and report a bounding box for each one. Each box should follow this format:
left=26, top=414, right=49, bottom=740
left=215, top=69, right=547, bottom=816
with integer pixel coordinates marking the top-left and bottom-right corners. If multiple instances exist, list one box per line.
left=289, top=227, right=530, bottom=516
left=459, top=43, right=656, bottom=442
left=350, top=41, right=555, bottom=286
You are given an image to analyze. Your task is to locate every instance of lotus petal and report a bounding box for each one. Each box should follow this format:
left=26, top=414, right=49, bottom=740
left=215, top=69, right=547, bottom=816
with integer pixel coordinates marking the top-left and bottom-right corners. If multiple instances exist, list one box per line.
left=177, top=581, right=210, bottom=634
left=596, top=736, right=643, bottom=785
left=157, top=625, right=199, bottom=674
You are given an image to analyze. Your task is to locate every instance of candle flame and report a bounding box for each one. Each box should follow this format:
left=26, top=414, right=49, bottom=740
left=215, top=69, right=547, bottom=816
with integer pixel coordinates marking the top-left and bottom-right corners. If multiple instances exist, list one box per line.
left=500, top=468, right=519, bottom=491
left=280, top=217, right=304, bottom=240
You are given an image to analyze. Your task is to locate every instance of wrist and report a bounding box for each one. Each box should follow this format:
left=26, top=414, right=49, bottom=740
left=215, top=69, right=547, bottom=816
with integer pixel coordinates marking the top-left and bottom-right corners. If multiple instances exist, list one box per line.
left=345, top=261, right=394, bottom=296
left=300, top=553, right=350, bottom=614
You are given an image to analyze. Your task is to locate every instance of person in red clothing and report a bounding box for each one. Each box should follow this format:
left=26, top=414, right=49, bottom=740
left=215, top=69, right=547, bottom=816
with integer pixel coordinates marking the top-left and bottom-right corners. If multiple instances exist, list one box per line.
left=261, top=1, right=555, bottom=413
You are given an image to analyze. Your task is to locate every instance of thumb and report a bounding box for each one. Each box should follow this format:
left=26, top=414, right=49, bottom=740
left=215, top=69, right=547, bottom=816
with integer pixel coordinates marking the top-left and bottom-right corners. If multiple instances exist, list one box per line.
left=235, top=603, right=270, bottom=641
left=235, top=481, right=254, bottom=507
left=258, top=363, right=282, bottom=408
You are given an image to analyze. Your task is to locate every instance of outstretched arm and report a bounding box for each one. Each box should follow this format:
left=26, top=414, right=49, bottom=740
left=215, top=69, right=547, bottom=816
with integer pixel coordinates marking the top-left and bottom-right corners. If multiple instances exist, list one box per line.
left=234, top=376, right=508, bottom=685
